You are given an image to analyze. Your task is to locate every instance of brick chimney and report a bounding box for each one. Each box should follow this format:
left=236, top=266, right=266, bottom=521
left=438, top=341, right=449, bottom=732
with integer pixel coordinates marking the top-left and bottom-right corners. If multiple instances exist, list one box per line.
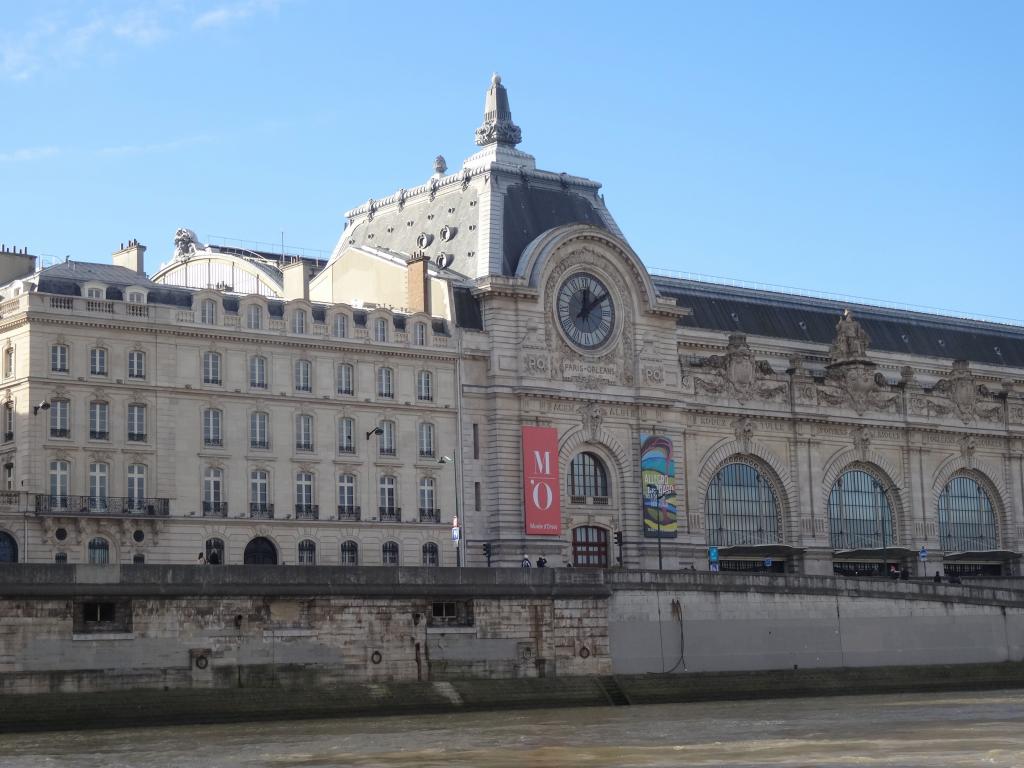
left=407, top=254, right=430, bottom=315
left=112, top=239, right=146, bottom=274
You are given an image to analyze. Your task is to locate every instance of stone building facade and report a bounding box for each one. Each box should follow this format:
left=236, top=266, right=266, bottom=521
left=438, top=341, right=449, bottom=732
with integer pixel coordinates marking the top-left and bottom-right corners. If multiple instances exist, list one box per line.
left=1, top=75, right=1023, bottom=576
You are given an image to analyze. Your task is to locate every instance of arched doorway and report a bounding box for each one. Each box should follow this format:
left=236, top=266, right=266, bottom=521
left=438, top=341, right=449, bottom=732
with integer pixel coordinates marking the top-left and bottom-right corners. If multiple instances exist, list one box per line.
left=572, top=526, right=609, bottom=567
left=0, top=531, right=17, bottom=563
left=243, top=536, right=278, bottom=565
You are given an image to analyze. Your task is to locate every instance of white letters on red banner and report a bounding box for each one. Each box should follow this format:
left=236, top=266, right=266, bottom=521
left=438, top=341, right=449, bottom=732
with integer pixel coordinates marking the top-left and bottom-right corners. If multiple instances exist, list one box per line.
left=522, top=426, right=561, bottom=535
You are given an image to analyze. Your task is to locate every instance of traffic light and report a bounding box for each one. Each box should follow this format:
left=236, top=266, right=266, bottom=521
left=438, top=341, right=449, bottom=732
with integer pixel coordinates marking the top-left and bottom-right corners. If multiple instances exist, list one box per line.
left=614, top=531, right=623, bottom=546
left=482, top=542, right=492, bottom=567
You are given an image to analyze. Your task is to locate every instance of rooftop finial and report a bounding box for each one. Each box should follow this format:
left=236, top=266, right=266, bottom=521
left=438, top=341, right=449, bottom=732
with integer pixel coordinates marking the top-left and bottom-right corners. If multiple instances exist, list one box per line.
left=475, top=73, right=521, bottom=148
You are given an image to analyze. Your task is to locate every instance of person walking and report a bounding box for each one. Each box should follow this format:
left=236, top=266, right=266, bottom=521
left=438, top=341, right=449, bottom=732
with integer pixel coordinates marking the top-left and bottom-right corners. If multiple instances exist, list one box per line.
left=521, top=554, right=532, bottom=568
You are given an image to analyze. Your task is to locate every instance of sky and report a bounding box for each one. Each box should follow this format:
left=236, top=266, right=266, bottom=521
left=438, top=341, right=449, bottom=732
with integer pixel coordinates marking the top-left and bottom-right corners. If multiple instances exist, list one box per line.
left=2, top=1, right=1022, bottom=321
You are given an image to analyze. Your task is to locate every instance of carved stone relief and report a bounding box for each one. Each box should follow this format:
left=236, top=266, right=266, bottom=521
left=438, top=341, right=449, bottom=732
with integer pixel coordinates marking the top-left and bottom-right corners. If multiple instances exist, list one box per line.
left=913, top=360, right=1004, bottom=424
left=817, top=312, right=899, bottom=415
left=683, top=334, right=788, bottom=404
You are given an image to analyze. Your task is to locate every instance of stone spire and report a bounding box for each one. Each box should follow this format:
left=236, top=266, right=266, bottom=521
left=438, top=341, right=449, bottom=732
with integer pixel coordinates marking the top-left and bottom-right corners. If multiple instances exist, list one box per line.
left=475, top=73, right=522, bottom=148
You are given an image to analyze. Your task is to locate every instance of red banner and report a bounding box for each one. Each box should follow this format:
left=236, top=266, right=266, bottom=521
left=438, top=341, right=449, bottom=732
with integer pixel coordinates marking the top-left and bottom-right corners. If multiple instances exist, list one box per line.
left=522, top=426, right=561, bottom=535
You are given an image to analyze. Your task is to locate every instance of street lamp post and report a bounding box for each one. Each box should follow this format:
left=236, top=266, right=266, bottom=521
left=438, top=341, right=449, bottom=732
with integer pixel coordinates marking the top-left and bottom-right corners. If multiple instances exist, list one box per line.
left=645, top=483, right=671, bottom=571
left=439, top=456, right=460, bottom=568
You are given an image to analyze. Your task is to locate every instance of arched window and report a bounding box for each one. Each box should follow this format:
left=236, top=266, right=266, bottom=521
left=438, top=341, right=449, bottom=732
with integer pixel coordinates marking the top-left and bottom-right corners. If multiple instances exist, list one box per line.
left=572, top=526, right=608, bottom=567
left=88, top=537, right=110, bottom=565
left=0, top=531, right=17, bottom=563
left=205, top=537, right=224, bottom=565
left=416, top=370, right=433, bottom=401
left=298, top=539, right=316, bottom=565
left=294, top=359, right=312, bottom=392
left=200, top=298, right=217, bottom=325
left=418, top=423, right=434, bottom=457
left=89, top=347, right=107, bottom=375
left=336, top=363, right=354, bottom=395
left=382, top=540, right=399, bottom=566
left=295, top=413, right=314, bottom=451
left=340, top=540, right=358, bottom=565
left=422, top=542, right=439, bottom=566
left=202, top=351, right=222, bottom=385
left=243, top=537, right=277, bottom=565
left=292, top=309, right=306, bottom=335
left=569, top=452, right=609, bottom=499
left=132, top=554, right=145, bottom=565
left=705, top=462, right=782, bottom=547
left=338, top=474, right=357, bottom=518
left=938, top=475, right=998, bottom=552
left=333, top=314, right=348, bottom=338
left=377, top=367, right=394, bottom=398
left=247, top=304, right=262, bottom=330
left=202, top=408, right=223, bottom=447
left=54, top=552, right=67, bottom=564
left=249, top=355, right=267, bottom=389
left=828, top=468, right=895, bottom=550
left=414, top=322, right=427, bottom=346
left=374, top=317, right=388, bottom=343
left=88, top=462, right=109, bottom=510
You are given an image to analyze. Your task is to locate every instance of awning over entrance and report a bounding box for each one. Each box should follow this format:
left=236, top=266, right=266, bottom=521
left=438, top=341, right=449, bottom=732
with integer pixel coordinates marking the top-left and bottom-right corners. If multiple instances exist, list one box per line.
left=833, top=547, right=916, bottom=560
left=716, top=544, right=805, bottom=559
left=942, top=550, right=1021, bottom=562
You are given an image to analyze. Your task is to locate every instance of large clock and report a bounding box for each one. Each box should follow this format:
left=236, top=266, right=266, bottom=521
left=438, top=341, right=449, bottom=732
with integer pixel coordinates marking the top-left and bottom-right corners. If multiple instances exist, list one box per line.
left=556, top=272, right=616, bottom=350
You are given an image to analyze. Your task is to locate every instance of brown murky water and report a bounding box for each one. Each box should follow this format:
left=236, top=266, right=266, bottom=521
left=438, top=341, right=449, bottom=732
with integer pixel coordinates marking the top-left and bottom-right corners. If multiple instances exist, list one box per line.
left=2, top=689, right=1023, bottom=767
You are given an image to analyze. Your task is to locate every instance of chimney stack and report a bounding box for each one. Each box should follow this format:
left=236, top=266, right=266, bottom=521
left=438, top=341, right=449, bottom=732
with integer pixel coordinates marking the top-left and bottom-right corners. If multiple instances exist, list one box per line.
left=406, top=253, right=430, bottom=315
left=281, top=259, right=312, bottom=302
left=113, top=239, right=146, bottom=275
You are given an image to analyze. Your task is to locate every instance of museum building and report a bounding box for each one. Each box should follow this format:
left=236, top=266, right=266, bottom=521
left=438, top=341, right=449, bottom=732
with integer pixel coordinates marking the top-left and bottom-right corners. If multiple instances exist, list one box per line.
left=0, top=75, right=1023, bottom=576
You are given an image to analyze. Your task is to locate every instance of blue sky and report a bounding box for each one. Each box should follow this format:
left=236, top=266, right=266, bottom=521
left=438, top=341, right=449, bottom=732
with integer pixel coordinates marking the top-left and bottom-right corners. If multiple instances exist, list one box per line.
left=2, top=1, right=1022, bottom=320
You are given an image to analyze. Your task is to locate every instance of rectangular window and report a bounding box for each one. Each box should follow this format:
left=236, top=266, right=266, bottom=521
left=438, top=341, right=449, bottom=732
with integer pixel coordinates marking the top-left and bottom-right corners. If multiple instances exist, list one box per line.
left=50, top=400, right=70, bottom=438
left=3, top=348, right=14, bottom=378
left=74, top=600, right=131, bottom=633
left=250, top=411, right=270, bottom=449
left=86, top=288, right=104, bottom=300
left=336, top=363, right=353, bottom=395
left=90, top=348, right=107, bottom=375
left=473, top=423, right=480, bottom=460
left=203, top=409, right=222, bottom=447
left=89, top=402, right=109, bottom=440
left=296, top=414, right=313, bottom=451
left=4, top=404, right=13, bottom=442
left=127, top=350, right=145, bottom=379
left=5, top=462, right=13, bottom=491
left=379, top=421, right=395, bottom=456
left=294, top=360, right=311, bottom=392
left=203, top=352, right=221, bottom=385
left=127, top=404, right=146, bottom=441
left=338, top=418, right=354, bottom=453
left=51, top=344, right=69, bottom=373
left=474, top=482, right=481, bottom=511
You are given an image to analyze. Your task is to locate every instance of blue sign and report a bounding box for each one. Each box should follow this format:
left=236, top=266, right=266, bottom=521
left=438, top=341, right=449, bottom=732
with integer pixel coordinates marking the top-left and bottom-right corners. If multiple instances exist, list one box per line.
left=451, top=527, right=460, bottom=542
left=763, top=558, right=773, bottom=568
left=708, top=547, right=719, bottom=563
left=919, top=546, right=928, bottom=562
left=709, top=562, right=720, bottom=573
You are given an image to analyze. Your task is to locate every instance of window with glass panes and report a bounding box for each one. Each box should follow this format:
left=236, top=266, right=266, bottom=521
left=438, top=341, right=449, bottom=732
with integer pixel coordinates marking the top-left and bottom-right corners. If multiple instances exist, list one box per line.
left=294, top=360, right=311, bottom=391
left=340, top=540, right=358, bottom=565
left=382, top=540, right=399, bottom=565
left=247, top=304, right=262, bottom=329
left=569, top=452, right=608, bottom=498
left=296, top=414, right=314, bottom=450
left=374, top=318, right=388, bottom=342
left=705, top=462, right=782, bottom=547
left=89, top=347, right=107, bottom=375
left=51, top=344, right=69, bottom=372
left=249, top=355, right=267, bottom=388
left=298, top=539, right=316, bottom=564
left=416, top=370, right=433, bottom=401
left=203, top=409, right=222, bottom=446
left=338, top=474, right=356, bottom=511
left=334, top=314, right=348, bottom=338
left=4, top=403, right=13, bottom=440
left=419, top=477, right=435, bottom=514
left=50, top=399, right=70, bottom=438
left=201, top=299, right=216, bottom=324
left=127, top=464, right=146, bottom=504
left=296, top=472, right=314, bottom=507
left=49, top=460, right=69, bottom=500
left=338, top=418, right=354, bottom=453
left=422, top=542, right=439, bottom=566
left=292, top=310, right=306, bottom=334
left=828, top=469, right=895, bottom=550
left=938, top=475, right=998, bottom=552
left=250, top=470, right=269, bottom=508
left=127, top=350, right=145, bottom=379
left=414, top=323, right=427, bottom=346
left=203, top=351, right=221, bottom=384
left=336, top=363, right=353, bottom=395
left=88, top=537, right=110, bottom=565
left=250, top=411, right=269, bottom=449
left=377, top=367, right=394, bottom=398
left=88, top=463, right=108, bottom=507
left=204, top=468, right=223, bottom=503
left=127, top=403, right=146, bottom=441
left=89, top=401, right=109, bottom=439
left=379, top=420, right=396, bottom=455
left=379, top=475, right=397, bottom=512
left=418, top=423, right=434, bottom=457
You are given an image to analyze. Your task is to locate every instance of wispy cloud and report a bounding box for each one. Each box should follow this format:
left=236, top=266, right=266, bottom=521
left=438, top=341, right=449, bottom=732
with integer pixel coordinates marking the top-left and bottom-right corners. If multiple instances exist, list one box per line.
left=97, top=135, right=215, bottom=157
left=194, top=0, right=281, bottom=29
left=1, top=6, right=168, bottom=81
left=0, top=147, right=60, bottom=163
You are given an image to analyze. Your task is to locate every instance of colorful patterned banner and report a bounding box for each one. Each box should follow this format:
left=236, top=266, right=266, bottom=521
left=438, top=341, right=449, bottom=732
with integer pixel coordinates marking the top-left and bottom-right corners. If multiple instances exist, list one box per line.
left=641, top=433, right=677, bottom=538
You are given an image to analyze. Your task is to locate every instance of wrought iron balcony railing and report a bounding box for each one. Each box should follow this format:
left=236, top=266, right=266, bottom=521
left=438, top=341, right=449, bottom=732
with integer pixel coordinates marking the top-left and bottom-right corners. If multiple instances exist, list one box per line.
left=35, top=495, right=169, bottom=516
left=249, top=503, right=274, bottom=519
left=419, top=508, right=441, bottom=523
left=379, top=506, right=401, bottom=522
left=338, top=443, right=355, bottom=454
left=89, top=430, right=109, bottom=440
left=50, top=428, right=70, bottom=439
left=295, top=504, right=319, bottom=520
left=127, top=432, right=146, bottom=442
left=296, top=441, right=314, bottom=452
left=202, top=501, right=228, bottom=517
left=337, top=504, right=361, bottom=521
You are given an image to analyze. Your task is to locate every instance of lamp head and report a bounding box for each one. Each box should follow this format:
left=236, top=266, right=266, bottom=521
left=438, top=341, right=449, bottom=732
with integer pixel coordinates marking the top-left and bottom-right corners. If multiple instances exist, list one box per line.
left=438, top=456, right=452, bottom=464
left=365, top=426, right=384, bottom=439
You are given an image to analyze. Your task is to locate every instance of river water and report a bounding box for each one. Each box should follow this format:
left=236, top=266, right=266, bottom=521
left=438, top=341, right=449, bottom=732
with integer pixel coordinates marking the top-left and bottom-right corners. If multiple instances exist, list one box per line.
left=2, top=689, right=1024, bottom=767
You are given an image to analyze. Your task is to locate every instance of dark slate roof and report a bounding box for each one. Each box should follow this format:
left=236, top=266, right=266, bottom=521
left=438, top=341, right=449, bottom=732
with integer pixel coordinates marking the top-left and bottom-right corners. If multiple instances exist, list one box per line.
left=656, top=277, right=1024, bottom=367
left=501, top=184, right=607, bottom=276
left=452, top=286, right=483, bottom=330
left=40, top=262, right=159, bottom=287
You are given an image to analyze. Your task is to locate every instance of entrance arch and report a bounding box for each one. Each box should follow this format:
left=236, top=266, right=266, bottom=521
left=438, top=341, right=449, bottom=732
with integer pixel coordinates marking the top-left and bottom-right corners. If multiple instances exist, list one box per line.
left=0, top=531, right=17, bottom=563
left=243, top=536, right=278, bottom=565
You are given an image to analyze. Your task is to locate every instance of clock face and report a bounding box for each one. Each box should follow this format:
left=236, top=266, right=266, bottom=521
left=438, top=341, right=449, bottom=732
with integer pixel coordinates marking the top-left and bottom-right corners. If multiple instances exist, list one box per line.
left=556, top=272, right=616, bottom=350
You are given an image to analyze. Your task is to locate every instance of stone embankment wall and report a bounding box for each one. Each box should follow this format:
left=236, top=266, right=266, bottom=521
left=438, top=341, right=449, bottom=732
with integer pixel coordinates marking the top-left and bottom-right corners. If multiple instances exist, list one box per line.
left=2, top=565, right=1024, bottom=698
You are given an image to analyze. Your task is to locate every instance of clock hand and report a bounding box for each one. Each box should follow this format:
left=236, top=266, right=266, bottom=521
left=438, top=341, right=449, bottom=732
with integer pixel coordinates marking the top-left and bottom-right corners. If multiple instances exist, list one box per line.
left=581, top=292, right=607, bottom=316
left=576, top=288, right=591, bottom=320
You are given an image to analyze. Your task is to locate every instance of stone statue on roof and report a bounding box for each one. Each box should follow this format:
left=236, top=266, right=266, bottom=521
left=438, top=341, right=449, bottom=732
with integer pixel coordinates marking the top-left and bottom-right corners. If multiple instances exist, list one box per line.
left=173, top=228, right=206, bottom=261
left=831, top=309, right=870, bottom=362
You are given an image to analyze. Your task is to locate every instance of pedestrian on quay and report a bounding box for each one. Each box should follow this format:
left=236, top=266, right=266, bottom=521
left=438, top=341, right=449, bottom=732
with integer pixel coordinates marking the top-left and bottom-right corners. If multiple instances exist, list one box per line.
left=197, top=552, right=206, bottom=565
left=933, top=570, right=942, bottom=583
left=521, top=554, right=532, bottom=568
left=537, top=556, right=547, bottom=568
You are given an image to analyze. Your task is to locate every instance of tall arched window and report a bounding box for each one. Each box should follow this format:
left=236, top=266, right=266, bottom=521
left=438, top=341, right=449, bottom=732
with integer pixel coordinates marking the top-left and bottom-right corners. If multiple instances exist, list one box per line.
left=203, top=467, right=225, bottom=516
left=938, top=475, right=998, bottom=551
left=295, top=413, right=314, bottom=451
left=418, top=423, right=434, bottom=457
left=416, top=370, right=433, bottom=401
left=88, top=462, right=109, bottom=510
left=340, top=540, right=358, bottom=565
left=382, top=540, right=399, bottom=566
left=0, top=531, right=17, bottom=563
left=705, top=461, right=781, bottom=547
left=379, top=475, right=398, bottom=520
left=419, top=477, right=436, bottom=520
left=203, top=408, right=223, bottom=447
left=49, top=460, right=70, bottom=509
left=298, top=539, right=316, bottom=565
left=244, top=537, right=277, bottom=565
left=250, top=411, right=270, bottom=449
left=333, top=314, right=348, bottom=338
left=88, top=537, right=110, bottom=565
left=828, top=468, right=895, bottom=550
left=249, top=355, right=267, bottom=389
left=379, top=420, right=396, bottom=456
left=294, top=359, right=312, bottom=392
left=336, top=363, right=354, bottom=395
left=292, top=309, right=306, bottom=334
left=338, top=418, right=355, bottom=453
left=250, top=469, right=270, bottom=517
left=377, top=367, right=394, bottom=398
left=569, top=452, right=609, bottom=499
left=338, top=474, right=357, bottom=518
left=202, top=351, right=222, bottom=385
left=295, top=471, right=315, bottom=517
left=422, top=542, right=439, bottom=566
left=205, top=537, right=224, bottom=565
left=414, top=322, right=427, bottom=346
left=200, top=299, right=217, bottom=325
left=247, top=303, right=262, bottom=330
